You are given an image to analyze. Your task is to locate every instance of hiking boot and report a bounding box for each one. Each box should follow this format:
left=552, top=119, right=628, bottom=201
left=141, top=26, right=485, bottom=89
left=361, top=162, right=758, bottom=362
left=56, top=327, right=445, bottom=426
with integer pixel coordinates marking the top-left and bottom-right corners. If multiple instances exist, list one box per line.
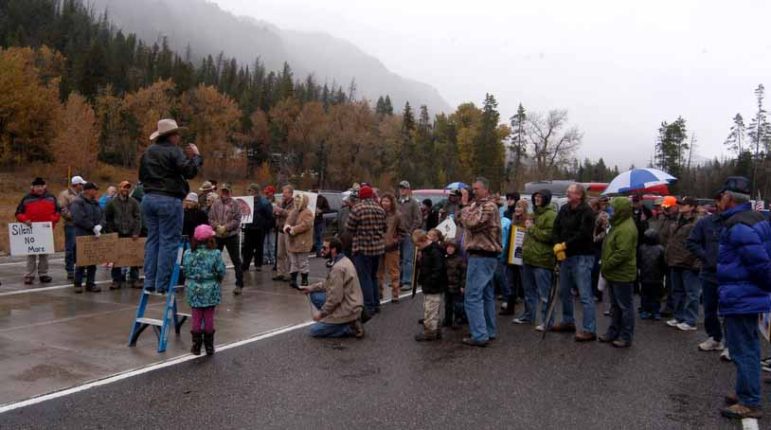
left=39, top=275, right=52, bottom=283
left=462, top=337, right=488, bottom=347
left=350, top=320, right=365, bottom=339
left=23, top=276, right=34, bottom=285
left=190, top=332, right=203, bottom=356
left=289, top=272, right=299, bottom=289
left=676, top=322, right=697, bottom=331
left=73, top=284, right=83, bottom=294
left=109, top=281, right=121, bottom=290
left=85, top=284, right=101, bottom=293
left=612, top=339, right=631, bottom=348
left=415, top=330, right=440, bottom=342
left=301, top=273, right=309, bottom=287
left=575, top=331, right=597, bottom=342
left=721, top=404, right=763, bottom=419
left=550, top=322, right=576, bottom=333
left=698, top=337, right=724, bottom=352
left=203, top=331, right=215, bottom=355
left=233, top=286, right=243, bottom=295
left=724, top=394, right=738, bottom=406
left=720, top=349, right=732, bottom=362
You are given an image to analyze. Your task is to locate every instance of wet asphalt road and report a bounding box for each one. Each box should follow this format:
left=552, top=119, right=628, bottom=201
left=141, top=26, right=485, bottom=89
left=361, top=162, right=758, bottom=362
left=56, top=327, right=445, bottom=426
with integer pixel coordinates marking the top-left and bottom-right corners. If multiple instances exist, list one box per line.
left=0, top=296, right=766, bottom=430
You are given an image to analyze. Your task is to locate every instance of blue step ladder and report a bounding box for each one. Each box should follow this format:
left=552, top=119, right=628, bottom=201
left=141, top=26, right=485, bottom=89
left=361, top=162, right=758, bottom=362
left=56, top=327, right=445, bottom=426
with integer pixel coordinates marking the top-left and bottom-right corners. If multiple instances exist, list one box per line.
left=128, top=240, right=190, bottom=353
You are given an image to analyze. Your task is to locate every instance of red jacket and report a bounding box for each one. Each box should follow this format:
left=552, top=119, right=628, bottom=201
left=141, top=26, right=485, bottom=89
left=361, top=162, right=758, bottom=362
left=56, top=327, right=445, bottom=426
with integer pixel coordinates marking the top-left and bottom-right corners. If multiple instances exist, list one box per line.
left=15, top=192, right=61, bottom=226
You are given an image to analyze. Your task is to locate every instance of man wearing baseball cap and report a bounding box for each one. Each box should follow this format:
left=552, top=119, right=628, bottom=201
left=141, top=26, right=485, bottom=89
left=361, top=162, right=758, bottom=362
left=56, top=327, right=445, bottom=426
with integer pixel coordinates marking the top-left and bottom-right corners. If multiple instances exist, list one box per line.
left=57, top=175, right=87, bottom=280
left=139, top=119, right=202, bottom=293
left=70, top=182, right=104, bottom=293
left=15, top=178, right=61, bottom=284
left=105, top=181, right=142, bottom=289
left=657, top=195, right=679, bottom=317
left=664, top=196, right=701, bottom=331
left=715, top=176, right=771, bottom=419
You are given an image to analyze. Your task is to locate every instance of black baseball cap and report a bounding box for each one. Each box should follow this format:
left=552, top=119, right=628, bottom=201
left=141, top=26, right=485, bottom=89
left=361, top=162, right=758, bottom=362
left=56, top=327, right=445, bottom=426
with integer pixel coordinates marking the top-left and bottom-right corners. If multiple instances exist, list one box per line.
left=717, top=176, right=751, bottom=195
left=83, top=182, right=99, bottom=191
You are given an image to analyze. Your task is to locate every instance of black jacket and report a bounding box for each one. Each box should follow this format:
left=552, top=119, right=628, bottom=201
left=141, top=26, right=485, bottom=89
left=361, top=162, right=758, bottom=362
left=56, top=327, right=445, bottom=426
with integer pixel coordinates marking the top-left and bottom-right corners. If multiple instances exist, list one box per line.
left=139, top=138, right=202, bottom=199
left=244, top=196, right=275, bottom=231
left=445, top=253, right=466, bottom=294
left=183, top=207, right=209, bottom=239
left=553, top=201, right=595, bottom=256
left=418, top=242, right=446, bottom=294
left=638, top=229, right=666, bottom=284
left=686, top=213, right=722, bottom=281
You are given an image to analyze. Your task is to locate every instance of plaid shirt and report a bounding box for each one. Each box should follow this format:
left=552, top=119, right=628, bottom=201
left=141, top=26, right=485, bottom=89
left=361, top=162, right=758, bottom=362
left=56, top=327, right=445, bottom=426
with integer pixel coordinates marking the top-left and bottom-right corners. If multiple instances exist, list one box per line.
left=346, top=199, right=386, bottom=256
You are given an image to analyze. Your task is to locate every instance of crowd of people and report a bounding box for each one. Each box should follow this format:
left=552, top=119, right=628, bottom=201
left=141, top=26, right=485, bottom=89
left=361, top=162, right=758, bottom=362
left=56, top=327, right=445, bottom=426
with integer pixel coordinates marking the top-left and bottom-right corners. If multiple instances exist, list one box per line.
left=11, top=118, right=771, bottom=420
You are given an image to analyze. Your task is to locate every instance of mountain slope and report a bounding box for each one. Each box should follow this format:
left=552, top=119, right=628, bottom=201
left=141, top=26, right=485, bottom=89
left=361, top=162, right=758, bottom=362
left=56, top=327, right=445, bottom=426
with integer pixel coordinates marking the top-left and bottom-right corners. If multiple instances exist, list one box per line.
left=87, top=0, right=451, bottom=113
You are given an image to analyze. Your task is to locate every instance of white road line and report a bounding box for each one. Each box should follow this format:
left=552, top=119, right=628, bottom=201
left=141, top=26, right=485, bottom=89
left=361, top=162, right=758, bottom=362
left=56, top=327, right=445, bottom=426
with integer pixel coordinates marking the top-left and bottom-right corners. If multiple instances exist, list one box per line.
left=0, top=289, right=420, bottom=414
left=0, top=265, right=237, bottom=297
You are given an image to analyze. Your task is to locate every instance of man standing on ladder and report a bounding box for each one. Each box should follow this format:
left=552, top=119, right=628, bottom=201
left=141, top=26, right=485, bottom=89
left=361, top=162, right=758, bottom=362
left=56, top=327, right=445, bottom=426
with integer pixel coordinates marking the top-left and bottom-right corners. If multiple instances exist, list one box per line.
left=139, top=119, right=202, bottom=293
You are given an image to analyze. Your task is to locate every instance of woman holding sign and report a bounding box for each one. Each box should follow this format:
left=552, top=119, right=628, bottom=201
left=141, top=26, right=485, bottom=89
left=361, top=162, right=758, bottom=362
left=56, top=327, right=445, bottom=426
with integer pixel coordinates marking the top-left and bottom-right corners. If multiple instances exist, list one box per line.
left=15, top=177, right=60, bottom=285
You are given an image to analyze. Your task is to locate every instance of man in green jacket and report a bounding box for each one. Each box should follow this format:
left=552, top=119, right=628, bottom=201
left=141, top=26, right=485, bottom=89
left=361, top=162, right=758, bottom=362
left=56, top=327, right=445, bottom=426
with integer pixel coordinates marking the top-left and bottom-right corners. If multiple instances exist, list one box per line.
left=599, top=197, right=639, bottom=348
left=513, top=190, right=557, bottom=331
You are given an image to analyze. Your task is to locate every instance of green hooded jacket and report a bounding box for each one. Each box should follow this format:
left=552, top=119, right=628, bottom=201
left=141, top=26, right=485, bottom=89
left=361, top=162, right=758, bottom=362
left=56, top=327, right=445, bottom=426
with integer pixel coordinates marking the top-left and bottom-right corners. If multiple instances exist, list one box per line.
left=601, top=197, right=638, bottom=282
left=523, top=205, right=557, bottom=269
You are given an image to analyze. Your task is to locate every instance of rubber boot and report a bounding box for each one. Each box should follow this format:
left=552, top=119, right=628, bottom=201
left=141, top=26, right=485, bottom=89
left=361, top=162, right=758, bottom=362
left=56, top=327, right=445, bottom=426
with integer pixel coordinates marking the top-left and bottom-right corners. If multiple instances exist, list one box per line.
left=191, top=332, right=203, bottom=355
left=301, top=273, right=309, bottom=287
left=289, top=272, right=299, bottom=289
left=203, top=331, right=215, bottom=355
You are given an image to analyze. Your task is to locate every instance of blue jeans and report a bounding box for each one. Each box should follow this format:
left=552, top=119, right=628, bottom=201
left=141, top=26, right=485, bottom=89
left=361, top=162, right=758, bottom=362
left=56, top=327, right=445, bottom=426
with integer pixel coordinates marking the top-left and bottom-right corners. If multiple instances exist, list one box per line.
left=724, top=314, right=762, bottom=407
left=559, top=255, right=596, bottom=333
left=605, top=281, right=635, bottom=343
left=521, top=264, right=553, bottom=325
left=353, top=254, right=380, bottom=313
left=308, top=291, right=355, bottom=338
left=701, top=276, right=722, bottom=341
left=670, top=268, right=701, bottom=325
left=399, top=238, right=415, bottom=286
left=464, top=256, right=497, bottom=342
left=263, top=229, right=276, bottom=264
left=141, top=194, right=183, bottom=292
left=64, top=224, right=76, bottom=275
left=313, top=220, right=324, bottom=254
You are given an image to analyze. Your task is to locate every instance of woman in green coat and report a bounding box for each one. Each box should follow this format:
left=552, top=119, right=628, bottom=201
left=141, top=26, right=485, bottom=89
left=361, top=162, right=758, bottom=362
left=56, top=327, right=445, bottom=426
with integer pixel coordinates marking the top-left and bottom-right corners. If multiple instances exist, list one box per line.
left=599, top=197, right=638, bottom=348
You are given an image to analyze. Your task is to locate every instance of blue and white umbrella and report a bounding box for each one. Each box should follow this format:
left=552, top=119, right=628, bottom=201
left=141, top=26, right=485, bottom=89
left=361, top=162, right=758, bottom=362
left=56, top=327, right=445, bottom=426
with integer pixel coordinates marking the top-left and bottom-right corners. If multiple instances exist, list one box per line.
left=445, top=182, right=469, bottom=190
left=602, top=168, right=677, bottom=195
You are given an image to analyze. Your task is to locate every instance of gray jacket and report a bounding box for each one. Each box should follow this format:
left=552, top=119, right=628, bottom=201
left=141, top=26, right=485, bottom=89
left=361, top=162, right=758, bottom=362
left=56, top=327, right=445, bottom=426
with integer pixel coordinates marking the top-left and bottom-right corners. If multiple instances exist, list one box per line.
left=105, top=195, right=142, bottom=237
left=398, top=197, right=422, bottom=234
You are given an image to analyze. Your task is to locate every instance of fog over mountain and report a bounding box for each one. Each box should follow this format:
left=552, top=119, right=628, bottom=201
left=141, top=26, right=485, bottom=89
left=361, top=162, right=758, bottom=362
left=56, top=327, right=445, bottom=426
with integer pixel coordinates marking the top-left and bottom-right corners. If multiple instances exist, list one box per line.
left=87, top=0, right=451, bottom=113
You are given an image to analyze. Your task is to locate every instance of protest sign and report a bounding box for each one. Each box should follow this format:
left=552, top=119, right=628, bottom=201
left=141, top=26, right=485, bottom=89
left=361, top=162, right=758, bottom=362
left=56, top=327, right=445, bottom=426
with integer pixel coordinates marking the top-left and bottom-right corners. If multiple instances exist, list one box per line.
left=8, top=222, right=55, bottom=256
left=113, top=237, right=147, bottom=267
left=76, top=233, right=119, bottom=266
left=435, top=217, right=457, bottom=240
left=506, top=226, right=526, bottom=266
left=233, top=196, right=254, bottom=224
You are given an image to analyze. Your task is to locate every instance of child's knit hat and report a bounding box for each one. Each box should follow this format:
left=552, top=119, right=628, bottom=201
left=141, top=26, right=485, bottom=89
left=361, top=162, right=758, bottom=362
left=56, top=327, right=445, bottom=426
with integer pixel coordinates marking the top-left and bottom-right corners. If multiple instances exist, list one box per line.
left=194, top=224, right=215, bottom=242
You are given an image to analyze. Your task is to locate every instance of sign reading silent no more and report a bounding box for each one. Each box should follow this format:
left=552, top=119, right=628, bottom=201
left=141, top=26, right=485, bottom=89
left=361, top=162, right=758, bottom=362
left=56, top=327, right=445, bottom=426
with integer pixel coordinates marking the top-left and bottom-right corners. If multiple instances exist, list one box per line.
left=8, top=222, right=55, bottom=256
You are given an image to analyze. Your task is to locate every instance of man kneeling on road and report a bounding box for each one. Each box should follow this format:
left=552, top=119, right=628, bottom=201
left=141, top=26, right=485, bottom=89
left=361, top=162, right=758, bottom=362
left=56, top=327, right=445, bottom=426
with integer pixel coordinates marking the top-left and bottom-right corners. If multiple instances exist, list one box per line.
left=301, top=238, right=365, bottom=338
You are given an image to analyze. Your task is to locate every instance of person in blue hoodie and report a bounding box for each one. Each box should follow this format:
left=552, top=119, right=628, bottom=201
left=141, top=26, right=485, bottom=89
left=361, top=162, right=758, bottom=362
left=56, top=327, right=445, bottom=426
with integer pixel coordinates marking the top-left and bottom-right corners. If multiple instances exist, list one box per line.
left=715, top=177, right=771, bottom=420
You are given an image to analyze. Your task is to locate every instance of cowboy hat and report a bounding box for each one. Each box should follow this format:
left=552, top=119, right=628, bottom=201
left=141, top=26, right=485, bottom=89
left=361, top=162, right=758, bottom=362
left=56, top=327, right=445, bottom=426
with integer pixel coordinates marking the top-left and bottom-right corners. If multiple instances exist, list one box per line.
left=149, top=119, right=187, bottom=141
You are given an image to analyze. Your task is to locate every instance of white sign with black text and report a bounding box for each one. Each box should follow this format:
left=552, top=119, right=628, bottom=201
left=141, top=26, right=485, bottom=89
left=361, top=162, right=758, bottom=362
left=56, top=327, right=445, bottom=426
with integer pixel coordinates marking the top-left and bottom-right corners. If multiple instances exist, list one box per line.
left=8, top=222, right=55, bottom=256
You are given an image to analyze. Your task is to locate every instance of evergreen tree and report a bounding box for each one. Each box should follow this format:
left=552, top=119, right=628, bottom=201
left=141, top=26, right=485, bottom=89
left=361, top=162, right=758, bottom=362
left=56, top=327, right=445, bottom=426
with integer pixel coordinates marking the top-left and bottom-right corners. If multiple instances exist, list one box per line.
left=654, top=117, right=688, bottom=178
left=724, top=113, right=747, bottom=155
left=473, top=94, right=505, bottom=189
left=383, top=95, right=393, bottom=115
left=508, top=103, right=527, bottom=187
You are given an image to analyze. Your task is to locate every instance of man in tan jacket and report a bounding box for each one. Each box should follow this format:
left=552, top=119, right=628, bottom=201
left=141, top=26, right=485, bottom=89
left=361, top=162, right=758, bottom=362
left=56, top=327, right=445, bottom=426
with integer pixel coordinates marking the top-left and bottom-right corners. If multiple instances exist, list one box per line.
left=302, top=238, right=364, bottom=338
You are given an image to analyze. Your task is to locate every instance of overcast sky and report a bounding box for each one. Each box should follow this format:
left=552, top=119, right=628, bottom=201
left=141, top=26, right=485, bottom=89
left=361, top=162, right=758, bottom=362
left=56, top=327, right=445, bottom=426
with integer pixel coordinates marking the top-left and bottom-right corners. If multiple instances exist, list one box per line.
left=214, top=0, right=771, bottom=169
